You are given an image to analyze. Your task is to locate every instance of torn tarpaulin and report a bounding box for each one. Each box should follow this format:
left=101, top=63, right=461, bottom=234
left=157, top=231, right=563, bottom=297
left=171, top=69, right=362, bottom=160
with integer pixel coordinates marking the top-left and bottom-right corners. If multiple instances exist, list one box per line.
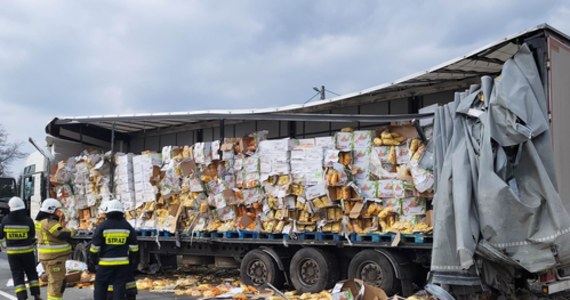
left=430, top=44, right=570, bottom=290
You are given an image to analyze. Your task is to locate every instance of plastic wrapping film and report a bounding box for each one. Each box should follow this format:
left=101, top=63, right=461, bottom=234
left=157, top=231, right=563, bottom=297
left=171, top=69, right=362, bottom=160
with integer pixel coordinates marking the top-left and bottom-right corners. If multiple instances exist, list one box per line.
left=429, top=44, right=570, bottom=293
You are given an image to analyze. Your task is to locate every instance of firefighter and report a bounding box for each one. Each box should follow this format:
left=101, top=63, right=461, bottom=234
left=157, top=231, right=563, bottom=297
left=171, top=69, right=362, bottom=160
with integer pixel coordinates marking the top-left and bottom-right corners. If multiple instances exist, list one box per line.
left=89, top=199, right=139, bottom=300
left=0, top=197, right=42, bottom=300
left=35, top=198, right=76, bottom=300
left=97, top=201, right=138, bottom=300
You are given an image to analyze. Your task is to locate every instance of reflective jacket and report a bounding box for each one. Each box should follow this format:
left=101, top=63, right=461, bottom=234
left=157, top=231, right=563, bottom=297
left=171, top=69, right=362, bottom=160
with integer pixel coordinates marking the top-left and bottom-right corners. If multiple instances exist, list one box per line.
left=36, top=217, right=75, bottom=260
left=0, top=212, right=36, bottom=255
left=89, top=218, right=138, bottom=266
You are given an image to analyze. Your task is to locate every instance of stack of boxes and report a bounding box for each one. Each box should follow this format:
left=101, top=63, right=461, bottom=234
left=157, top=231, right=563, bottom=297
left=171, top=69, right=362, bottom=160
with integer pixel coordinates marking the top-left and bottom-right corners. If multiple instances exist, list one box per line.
left=114, top=154, right=136, bottom=212
left=51, top=124, right=434, bottom=236
left=50, top=151, right=112, bottom=230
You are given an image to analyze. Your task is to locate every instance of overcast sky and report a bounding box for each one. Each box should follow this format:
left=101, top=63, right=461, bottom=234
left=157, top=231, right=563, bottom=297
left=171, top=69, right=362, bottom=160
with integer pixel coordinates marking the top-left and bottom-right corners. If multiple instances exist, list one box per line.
left=1, top=0, right=569, bottom=174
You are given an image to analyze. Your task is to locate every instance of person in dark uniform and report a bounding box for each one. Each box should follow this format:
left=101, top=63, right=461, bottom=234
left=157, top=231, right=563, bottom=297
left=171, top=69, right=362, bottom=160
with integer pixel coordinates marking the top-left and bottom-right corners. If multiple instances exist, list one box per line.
left=95, top=201, right=138, bottom=300
left=0, top=197, right=42, bottom=300
left=89, top=199, right=139, bottom=300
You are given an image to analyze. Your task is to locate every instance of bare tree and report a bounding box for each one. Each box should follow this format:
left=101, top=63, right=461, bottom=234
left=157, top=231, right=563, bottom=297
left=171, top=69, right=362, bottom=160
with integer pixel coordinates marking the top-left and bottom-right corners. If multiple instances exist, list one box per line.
left=0, top=124, right=26, bottom=176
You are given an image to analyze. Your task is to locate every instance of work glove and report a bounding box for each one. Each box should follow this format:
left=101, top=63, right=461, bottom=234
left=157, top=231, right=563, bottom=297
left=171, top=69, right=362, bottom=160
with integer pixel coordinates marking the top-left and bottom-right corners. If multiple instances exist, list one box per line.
left=129, top=252, right=140, bottom=270
left=0, top=239, right=6, bottom=251
left=87, top=253, right=98, bottom=273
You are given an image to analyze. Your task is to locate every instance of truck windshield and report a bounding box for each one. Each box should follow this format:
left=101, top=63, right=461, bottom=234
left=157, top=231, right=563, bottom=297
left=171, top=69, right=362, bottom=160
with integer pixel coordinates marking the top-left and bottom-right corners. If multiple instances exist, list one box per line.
left=0, top=178, right=17, bottom=201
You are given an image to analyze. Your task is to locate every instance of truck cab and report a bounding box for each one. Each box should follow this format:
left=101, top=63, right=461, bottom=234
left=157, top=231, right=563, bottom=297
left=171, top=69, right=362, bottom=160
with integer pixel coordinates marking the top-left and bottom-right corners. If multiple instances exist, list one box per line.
left=0, top=177, right=18, bottom=218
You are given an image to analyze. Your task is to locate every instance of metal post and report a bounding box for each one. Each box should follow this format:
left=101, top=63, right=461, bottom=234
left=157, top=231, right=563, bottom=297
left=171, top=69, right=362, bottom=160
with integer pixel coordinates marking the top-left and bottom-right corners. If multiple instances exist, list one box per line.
left=320, top=85, right=325, bottom=100
left=289, top=121, right=296, bottom=138
left=219, top=119, right=225, bottom=160
left=110, top=122, right=116, bottom=193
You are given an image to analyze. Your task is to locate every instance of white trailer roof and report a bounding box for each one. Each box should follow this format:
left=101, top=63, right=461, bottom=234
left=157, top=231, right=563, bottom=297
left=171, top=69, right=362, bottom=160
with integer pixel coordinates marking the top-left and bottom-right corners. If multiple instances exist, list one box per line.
left=49, top=23, right=570, bottom=136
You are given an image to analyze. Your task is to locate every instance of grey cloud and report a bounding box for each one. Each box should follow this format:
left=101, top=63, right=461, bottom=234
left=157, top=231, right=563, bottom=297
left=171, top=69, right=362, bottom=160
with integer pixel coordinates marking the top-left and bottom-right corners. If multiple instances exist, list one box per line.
left=0, top=1, right=569, bottom=151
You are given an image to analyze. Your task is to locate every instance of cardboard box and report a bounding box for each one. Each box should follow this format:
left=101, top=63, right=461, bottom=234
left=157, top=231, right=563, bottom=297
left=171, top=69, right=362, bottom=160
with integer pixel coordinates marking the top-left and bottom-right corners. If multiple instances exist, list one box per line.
left=193, top=142, right=212, bottom=164
left=305, top=183, right=327, bottom=200
left=258, top=138, right=298, bottom=153
left=387, top=123, right=418, bottom=139
left=332, top=279, right=388, bottom=300
left=382, top=198, right=401, bottom=214
left=335, top=132, right=354, bottom=151
left=353, top=130, right=373, bottom=149
left=372, top=146, right=391, bottom=163
left=298, top=138, right=315, bottom=145
left=401, top=197, right=426, bottom=215
left=396, top=145, right=410, bottom=164
left=324, top=149, right=341, bottom=165
left=291, top=145, right=324, bottom=161
left=315, top=136, right=334, bottom=148
left=356, top=180, right=377, bottom=199
left=211, top=140, right=221, bottom=160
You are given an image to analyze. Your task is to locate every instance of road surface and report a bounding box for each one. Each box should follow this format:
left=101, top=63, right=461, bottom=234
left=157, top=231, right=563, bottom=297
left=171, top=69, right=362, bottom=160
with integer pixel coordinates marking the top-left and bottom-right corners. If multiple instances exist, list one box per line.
left=0, top=252, right=192, bottom=300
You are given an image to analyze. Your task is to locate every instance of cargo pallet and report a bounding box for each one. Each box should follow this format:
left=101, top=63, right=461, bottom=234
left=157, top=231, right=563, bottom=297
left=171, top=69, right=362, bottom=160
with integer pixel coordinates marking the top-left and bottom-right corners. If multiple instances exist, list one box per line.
left=355, top=233, right=432, bottom=244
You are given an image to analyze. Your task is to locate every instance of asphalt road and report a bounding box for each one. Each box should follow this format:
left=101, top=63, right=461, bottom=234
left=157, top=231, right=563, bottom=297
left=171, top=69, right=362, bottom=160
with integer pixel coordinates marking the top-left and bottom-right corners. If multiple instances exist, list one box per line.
left=0, top=252, right=193, bottom=300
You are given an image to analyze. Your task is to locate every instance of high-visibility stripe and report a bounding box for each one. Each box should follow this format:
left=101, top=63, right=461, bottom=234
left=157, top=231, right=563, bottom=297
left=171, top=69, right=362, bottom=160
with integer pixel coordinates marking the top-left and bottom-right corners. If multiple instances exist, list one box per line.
left=126, top=281, right=137, bottom=289
left=48, top=295, right=63, bottom=300
left=129, top=244, right=139, bottom=252
left=103, top=229, right=130, bottom=235
left=6, top=245, right=35, bottom=254
left=99, top=257, right=129, bottom=266
left=38, top=243, right=71, bottom=254
left=15, top=284, right=26, bottom=293
left=4, top=225, right=29, bottom=229
left=89, top=244, right=100, bottom=253
left=36, top=222, right=49, bottom=246
left=29, top=280, right=40, bottom=287
left=107, top=281, right=137, bottom=291
left=3, top=225, right=30, bottom=232
left=48, top=223, right=62, bottom=234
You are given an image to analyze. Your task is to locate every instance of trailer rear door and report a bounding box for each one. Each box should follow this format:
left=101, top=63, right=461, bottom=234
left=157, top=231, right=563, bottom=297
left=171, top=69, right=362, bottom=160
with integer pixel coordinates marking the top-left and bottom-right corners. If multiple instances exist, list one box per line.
left=548, top=36, right=570, bottom=210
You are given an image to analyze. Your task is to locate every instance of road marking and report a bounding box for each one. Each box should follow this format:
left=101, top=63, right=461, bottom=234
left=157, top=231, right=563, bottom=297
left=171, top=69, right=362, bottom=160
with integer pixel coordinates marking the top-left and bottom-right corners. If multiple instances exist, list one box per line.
left=0, top=290, right=17, bottom=300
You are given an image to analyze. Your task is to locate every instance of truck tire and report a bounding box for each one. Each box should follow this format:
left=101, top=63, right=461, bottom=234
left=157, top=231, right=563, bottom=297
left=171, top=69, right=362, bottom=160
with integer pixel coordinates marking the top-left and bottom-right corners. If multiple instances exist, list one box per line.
left=289, top=247, right=340, bottom=293
left=347, top=250, right=400, bottom=295
left=72, top=241, right=89, bottom=263
left=240, top=249, right=284, bottom=289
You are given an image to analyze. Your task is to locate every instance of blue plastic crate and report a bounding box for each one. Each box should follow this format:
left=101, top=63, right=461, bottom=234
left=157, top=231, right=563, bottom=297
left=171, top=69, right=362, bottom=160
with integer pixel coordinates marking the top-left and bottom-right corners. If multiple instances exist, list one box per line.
left=402, top=234, right=433, bottom=244
left=259, top=232, right=289, bottom=240
left=317, top=232, right=342, bottom=241
left=238, top=231, right=259, bottom=239
left=298, top=232, right=318, bottom=241
left=211, top=231, right=240, bottom=238
left=355, top=233, right=394, bottom=243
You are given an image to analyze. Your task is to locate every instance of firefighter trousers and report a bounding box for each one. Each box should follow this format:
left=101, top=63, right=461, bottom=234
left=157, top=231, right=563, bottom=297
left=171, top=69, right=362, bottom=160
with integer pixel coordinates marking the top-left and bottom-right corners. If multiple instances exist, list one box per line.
left=107, top=266, right=137, bottom=300
left=94, top=265, right=131, bottom=300
left=40, top=256, right=67, bottom=300
left=7, top=252, right=41, bottom=300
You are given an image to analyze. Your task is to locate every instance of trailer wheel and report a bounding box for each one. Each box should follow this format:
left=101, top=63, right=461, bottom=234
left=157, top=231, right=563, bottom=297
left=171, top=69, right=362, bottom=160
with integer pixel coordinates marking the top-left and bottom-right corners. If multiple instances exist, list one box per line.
left=289, top=248, right=340, bottom=293
left=240, top=249, right=284, bottom=288
left=348, top=250, right=400, bottom=295
left=72, top=242, right=89, bottom=263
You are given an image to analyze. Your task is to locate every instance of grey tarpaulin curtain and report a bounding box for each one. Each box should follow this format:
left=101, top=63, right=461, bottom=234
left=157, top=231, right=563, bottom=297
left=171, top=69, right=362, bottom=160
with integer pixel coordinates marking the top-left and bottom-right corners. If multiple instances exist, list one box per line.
left=430, top=44, right=570, bottom=282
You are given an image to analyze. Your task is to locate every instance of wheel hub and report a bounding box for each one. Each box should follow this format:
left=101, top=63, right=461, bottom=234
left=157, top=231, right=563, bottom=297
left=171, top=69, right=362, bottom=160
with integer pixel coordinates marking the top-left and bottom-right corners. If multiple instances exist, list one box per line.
left=247, top=260, right=268, bottom=285
left=299, top=258, right=320, bottom=285
left=359, top=261, right=384, bottom=287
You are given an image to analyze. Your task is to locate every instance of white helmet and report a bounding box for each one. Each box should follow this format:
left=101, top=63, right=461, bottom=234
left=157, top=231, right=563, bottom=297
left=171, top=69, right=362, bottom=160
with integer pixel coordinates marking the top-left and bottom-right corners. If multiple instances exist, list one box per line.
left=105, top=199, right=123, bottom=213
left=40, top=198, right=62, bottom=214
left=98, top=201, right=109, bottom=214
left=8, top=197, right=26, bottom=212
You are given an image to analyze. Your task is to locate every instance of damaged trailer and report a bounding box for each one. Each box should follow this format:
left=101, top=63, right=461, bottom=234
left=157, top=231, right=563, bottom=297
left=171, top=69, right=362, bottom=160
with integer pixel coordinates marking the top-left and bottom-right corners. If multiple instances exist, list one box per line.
left=27, top=24, right=570, bottom=298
